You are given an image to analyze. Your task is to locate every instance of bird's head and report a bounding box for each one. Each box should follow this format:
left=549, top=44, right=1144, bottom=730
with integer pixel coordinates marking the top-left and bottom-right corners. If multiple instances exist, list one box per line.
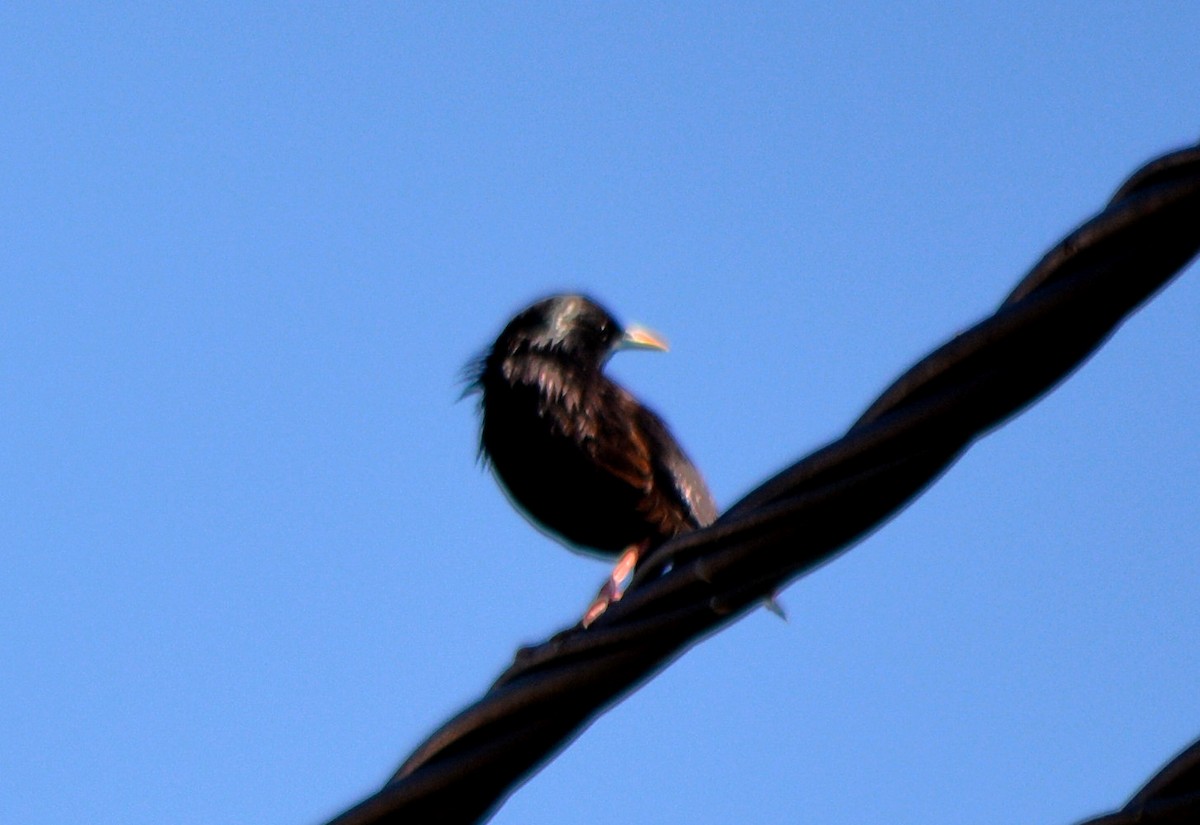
left=461, top=293, right=668, bottom=398
left=496, top=294, right=668, bottom=366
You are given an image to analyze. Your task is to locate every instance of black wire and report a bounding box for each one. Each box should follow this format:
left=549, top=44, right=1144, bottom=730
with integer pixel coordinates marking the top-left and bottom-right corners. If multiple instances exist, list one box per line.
left=1073, top=739, right=1200, bottom=825
left=322, top=142, right=1200, bottom=825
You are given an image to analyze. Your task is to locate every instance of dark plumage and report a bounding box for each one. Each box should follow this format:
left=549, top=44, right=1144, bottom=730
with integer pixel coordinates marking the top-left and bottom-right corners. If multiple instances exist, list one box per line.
left=468, top=294, right=716, bottom=623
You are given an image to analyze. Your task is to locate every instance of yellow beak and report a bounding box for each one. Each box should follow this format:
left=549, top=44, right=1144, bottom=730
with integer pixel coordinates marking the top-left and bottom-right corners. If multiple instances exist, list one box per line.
left=619, top=325, right=670, bottom=352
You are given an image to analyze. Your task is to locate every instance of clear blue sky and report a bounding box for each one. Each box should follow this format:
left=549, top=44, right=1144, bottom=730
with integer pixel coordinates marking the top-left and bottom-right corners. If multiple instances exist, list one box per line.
left=3, top=5, right=1197, bottom=824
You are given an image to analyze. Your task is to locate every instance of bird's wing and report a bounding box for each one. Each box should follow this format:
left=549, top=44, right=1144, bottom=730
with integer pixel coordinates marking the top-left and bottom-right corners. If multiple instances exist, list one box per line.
left=585, top=386, right=658, bottom=495
left=587, top=384, right=718, bottom=534
left=636, top=407, right=719, bottom=528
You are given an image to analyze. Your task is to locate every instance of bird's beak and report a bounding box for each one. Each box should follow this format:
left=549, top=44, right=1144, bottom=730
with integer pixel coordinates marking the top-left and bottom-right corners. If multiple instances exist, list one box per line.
left=619, top=325, right=669, bottom=352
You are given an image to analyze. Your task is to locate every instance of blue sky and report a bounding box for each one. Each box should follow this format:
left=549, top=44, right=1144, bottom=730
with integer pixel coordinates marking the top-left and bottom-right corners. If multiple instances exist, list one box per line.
left=2, top=5, right=1198, bottom=824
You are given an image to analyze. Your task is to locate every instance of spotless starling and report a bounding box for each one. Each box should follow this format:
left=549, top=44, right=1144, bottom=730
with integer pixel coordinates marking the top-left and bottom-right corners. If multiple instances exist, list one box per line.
left=469, top=294, right=717, bottom=625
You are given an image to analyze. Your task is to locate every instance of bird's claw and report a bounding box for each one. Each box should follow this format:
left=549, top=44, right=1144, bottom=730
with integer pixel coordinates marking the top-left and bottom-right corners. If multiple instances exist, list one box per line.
left=581, top=543, right=645, bottom=627
left=581, top=594, right=612, bottom=628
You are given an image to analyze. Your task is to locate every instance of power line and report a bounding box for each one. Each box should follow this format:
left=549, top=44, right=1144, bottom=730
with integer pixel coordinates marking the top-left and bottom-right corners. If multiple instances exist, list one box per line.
left=324, top=141, right=1200, bottom=825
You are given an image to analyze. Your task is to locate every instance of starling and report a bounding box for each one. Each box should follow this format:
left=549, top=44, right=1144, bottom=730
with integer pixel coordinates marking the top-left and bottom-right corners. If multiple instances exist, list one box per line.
left=468, top=294, right=717, bottom=625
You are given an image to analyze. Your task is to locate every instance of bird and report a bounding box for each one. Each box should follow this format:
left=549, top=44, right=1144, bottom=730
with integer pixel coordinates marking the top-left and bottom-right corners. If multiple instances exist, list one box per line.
left=466, top=293, right=718, bottom=625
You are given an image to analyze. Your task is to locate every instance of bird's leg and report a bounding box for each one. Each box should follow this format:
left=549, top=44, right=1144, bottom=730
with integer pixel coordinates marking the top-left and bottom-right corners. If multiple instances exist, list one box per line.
left=581, top=540, right=647, bottom=627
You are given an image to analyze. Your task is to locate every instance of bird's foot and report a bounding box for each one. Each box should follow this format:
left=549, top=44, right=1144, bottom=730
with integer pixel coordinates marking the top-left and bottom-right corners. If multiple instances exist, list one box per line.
left=581, top=594, right=612, bottom=628
left=581, top=543, right=644, bottom=628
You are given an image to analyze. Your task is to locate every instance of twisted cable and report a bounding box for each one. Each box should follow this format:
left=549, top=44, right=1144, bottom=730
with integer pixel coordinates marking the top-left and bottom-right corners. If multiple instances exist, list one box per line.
left=324, top=142, right=1200, bottom=825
